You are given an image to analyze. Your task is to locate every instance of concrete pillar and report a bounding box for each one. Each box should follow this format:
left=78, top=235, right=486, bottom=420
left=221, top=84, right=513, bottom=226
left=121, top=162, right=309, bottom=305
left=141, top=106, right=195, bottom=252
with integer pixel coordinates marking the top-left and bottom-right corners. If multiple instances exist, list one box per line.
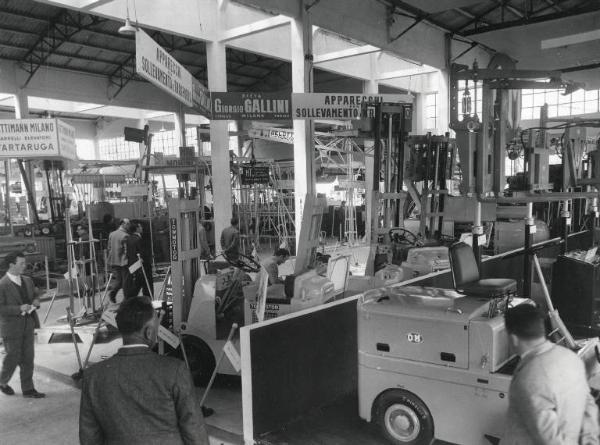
left=174, top=106, right=186, bottom=148
left=437, top=70, right=450, bottom=133
left=291, top=0, right=315, bottom=249
left=208, top=0, right=232, bottom=248
left=363, top=52, right=379, bottom=243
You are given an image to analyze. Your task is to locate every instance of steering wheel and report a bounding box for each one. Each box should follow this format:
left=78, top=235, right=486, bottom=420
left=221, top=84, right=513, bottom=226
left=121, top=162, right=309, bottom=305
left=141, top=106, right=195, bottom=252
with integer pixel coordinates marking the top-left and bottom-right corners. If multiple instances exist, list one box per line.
left=389, top=228, right=420, bottom=246
left=223, top=252, right=261, bottom=273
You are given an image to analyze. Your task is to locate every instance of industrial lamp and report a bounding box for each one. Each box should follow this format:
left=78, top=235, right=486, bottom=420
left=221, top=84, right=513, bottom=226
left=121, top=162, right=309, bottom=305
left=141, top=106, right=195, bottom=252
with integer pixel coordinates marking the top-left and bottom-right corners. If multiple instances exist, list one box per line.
left=118, top=0, right=138, bottom=35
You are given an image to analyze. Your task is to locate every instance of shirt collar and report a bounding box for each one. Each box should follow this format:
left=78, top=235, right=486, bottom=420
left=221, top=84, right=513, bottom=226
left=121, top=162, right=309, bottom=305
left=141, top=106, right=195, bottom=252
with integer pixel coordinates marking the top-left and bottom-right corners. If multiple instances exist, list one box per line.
left=6, top=272, right=21, bottom=286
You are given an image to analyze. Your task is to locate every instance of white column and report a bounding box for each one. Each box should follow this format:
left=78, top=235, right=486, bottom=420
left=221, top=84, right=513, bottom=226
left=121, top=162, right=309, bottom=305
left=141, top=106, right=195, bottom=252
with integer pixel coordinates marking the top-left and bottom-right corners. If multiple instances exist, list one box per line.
left=173, top=106, right=186, bottom=148
left=208, top=0, right=232, bottom=247
left=363, top=52, right=378, bottom=243
left=437, top=70, right=450, bottom=133
left=291, top=0, right=315, bottom=250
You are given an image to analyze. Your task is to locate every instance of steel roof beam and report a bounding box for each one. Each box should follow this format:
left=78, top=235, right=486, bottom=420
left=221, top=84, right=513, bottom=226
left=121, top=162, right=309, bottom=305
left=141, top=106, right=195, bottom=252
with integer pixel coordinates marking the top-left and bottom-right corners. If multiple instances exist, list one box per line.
left=461, top=2, right=600, bottom=36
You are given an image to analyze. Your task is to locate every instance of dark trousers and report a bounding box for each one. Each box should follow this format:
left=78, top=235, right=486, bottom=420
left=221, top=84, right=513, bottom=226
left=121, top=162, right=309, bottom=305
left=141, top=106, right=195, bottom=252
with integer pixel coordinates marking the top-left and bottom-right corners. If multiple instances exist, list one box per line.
left=124, top=266, right=152, bottom=299
left=0, top=318, right=35, bottom=392
left=107, top=266, right=129, bottom=302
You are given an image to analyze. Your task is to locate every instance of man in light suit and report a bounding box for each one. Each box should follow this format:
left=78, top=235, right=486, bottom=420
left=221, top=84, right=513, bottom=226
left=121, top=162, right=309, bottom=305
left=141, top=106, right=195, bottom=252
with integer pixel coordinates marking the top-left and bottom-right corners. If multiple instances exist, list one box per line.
left=501, top=304, right=599, bottom=445
left=79, top=297, right=209, bottom=445
left=0, top=251, right=45, bottom=398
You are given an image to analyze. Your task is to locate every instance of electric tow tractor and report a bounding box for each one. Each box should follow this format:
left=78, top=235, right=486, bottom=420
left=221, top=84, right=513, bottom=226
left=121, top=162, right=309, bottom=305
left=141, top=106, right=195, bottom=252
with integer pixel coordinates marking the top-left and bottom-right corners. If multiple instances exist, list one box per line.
left=357, top=286, right=600, bottom=445
left=179, top=252, right=346, bottom=385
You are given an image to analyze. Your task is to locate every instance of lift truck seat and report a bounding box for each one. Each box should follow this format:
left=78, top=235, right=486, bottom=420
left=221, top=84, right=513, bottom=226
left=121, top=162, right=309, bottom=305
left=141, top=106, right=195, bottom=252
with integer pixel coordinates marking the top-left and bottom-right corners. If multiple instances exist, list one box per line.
left=449, top=242, right=517, bottom=298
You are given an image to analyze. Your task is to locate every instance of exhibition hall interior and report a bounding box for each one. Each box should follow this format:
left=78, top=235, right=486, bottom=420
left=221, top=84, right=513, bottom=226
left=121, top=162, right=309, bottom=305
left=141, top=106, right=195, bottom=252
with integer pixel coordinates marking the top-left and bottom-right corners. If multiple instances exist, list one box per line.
left=1, top=0, right=600, bottom=444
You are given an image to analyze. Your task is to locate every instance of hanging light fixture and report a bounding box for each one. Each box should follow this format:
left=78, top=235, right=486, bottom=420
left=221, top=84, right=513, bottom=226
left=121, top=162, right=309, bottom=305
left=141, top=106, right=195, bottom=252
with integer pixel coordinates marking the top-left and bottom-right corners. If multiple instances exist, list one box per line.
left=118, top=0, right=138, bottom=35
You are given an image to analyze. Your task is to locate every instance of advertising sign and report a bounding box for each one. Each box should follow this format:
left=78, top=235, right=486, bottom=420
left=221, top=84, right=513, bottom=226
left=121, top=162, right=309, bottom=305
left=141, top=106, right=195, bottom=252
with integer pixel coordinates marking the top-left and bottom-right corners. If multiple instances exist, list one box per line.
left=211, top=92, right=291, bottom=120
left=291, top=93, right=413, bottom=120
left=0, top=118, right=77, bottom=160
left=241, top=166, right=270, bottom=185
left=169, top=217, right=178, bottom=262
left=248, top=127, right=294, bottom=144
left=192, top=78, right=211, bottom=117
left=121, top=183, right=149, bottom=198
left=136, top=30, right=210, bottom=116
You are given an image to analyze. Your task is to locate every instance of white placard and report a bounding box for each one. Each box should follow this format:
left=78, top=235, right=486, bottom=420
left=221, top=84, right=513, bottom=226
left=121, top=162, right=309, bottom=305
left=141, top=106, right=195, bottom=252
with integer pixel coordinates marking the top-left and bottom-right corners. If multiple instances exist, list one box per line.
left=0, top=118, right=78, bottom=160
left=292, top=93, right=413, bottom=120
left=248, top=127, right=294, bottom=144
left=158, top=325, right=180, bottom=349
left=136, top=29, right=193, bottom=107
left=121, top=183, right=149, bottom=198
left=128, top=259, right=143, bottom=274
left=223, top=340, right=241, bottom=373
left=101, top=310, right=118, bottom=328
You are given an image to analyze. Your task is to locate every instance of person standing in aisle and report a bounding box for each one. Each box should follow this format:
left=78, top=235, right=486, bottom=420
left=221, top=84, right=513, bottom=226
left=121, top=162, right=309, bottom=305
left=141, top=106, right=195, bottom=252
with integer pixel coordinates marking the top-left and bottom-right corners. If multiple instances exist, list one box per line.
left=220, top=217, right=240, bottom=261
left=501, top=304, right=599, bottom=444
left=0, top=251, right=45, bottom=398
left=106, top=218, right=129, bottom=304
left=260, top=248, right=290, bottom=285
left=79, top=297, right=209, bottom=444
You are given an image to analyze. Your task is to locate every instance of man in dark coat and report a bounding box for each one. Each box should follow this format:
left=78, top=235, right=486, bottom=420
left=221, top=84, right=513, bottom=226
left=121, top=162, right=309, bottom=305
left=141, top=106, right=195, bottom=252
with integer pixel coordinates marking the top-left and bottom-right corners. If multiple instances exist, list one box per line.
left=220, top=216, right=240, bottom=260
left=124, top=221, right=152, bottom=299
left=79, top=297, right=209, bottom=445
left=0, top=251, right=45, bottom=398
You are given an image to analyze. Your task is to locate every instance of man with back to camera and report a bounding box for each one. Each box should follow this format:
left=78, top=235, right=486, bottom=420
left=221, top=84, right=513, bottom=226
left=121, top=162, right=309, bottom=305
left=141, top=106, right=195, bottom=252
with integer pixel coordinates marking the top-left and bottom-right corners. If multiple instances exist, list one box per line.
left=79, top=297, right=209, bottom=445
left=220, top=216, right=240, bottom=261
left=501, top=304, right=599, bottom=445
left=0, top=251, right=45, bottom=398
left=106, top=218, right=130, bottom=304
left=260, top=248, right=290, bottom=285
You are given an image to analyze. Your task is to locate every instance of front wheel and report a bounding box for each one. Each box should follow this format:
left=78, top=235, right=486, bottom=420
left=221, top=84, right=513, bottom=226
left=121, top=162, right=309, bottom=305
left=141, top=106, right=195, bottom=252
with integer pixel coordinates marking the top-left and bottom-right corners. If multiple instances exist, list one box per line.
left=169, top=335, right=216, bottom=387
left=374, top=390, right=434, bottom=445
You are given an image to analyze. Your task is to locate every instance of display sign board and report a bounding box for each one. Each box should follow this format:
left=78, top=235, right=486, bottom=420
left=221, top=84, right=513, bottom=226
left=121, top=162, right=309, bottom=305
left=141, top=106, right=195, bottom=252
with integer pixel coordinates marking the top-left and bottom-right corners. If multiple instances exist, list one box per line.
left=169, top=217, right=178, bottom=261
left=248, top=127, right=294, bottom=144
left=291, top=93, right=413, bottom=120
left=121, top=183, right=149, bottom=198
left=241, top=166, right=270, bottom=185
left=192, top=78, right=211, bottom=117
left=0, top=118, right=77, bottom=160
left=71, top=174, right=126, bottom=185
left=135, top=30, right=210, bottom=116
left=211, top=92, right=291, bottom=120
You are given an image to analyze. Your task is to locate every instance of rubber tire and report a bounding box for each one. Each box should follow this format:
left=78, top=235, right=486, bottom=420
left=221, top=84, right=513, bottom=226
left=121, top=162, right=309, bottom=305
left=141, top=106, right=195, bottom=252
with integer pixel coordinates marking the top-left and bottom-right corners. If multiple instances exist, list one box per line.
left=373, top=389, right=434, bottom=445
left=172, top=335, right=216, bottom=387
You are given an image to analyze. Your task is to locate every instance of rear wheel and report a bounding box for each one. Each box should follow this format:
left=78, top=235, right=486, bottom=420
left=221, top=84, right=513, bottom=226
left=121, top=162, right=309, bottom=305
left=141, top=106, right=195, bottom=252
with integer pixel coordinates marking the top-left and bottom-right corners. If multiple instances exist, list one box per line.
left=170, top=335, right=216, bottom=387
left=374, top=390, right=434, bottom=445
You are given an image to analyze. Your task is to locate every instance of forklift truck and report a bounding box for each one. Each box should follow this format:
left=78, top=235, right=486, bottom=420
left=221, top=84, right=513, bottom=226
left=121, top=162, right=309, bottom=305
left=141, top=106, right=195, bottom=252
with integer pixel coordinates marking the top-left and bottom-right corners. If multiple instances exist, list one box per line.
left=357, top=285, right=600, bottom=445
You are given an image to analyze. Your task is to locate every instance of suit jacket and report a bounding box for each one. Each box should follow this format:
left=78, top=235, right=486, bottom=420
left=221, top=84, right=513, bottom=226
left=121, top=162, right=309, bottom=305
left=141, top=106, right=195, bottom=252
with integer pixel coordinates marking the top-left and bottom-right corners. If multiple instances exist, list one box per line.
left=0, top=274, right=39, bottom=338
left=501, top=341, right=597, bottom=445
left=79, top=346, right=208, bottom=445
left=126, top=233, right=142, bottom=266
left=107, top=227, right=128, bottom=267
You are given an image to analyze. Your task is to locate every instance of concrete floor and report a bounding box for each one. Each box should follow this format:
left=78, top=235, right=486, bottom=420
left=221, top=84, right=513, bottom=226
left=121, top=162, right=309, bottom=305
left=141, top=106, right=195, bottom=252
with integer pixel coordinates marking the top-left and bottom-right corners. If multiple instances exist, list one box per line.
left=0, top=243, right=388, bottom=445
left=0, top=292, right=244, bottom=445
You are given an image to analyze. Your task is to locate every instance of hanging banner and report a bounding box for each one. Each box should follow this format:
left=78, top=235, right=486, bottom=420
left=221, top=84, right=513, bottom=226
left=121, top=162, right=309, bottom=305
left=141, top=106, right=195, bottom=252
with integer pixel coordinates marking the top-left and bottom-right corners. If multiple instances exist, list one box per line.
left=241, top=166, right=270, bottom=185
left=248, top=127, right=294, bottom=144
left=0, top=118, right=77, bottom=160
left=291, top=93, right=413, bottom=120
left=121, top=183, right=150, bottom=198
left=211, top=92, right=291, bottom=120
left=136, top=30, right=210, bottom=116
left=192, top=78, right=211, bottom=117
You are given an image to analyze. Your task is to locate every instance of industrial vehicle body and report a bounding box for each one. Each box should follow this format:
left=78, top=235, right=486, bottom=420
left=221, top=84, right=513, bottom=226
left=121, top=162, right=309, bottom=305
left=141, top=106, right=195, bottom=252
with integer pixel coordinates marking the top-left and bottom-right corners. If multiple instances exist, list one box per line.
left=179, top=254, right=348, bottom=383
left=357, top=285, right=600, bottom=445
